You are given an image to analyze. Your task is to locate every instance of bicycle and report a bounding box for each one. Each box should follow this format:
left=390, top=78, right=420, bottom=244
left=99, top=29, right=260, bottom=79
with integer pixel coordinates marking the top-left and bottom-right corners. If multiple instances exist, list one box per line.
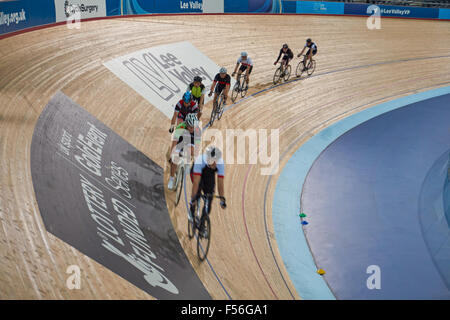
left=273, top=61, right=291, bottom=85
left=209, top=92, right=225, bottom=127
left=188, top=193, right=224, bottom=261
left=296, top=55, right=316, bottom=78
left=173, top=149, right=190, bottom=207
left=231, top=73, right=249, bottom=103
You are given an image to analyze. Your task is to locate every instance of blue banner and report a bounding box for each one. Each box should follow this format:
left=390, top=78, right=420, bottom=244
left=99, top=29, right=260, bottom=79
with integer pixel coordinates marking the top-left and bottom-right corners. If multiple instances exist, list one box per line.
left=225, top=0, right=283, bottom=13
left=122, top=0, right=203, bottom=14
left=439, top=8, right=450, bottom=20
left=344, top=3, right=439, bottom=19
left=0, top=0, right=55, bottom=35
left=297, top=1, right=344, bottom=15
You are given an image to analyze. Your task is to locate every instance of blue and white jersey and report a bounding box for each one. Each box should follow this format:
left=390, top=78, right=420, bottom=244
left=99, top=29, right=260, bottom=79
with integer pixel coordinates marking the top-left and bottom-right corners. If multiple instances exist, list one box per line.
left=193, top=154, right=225, bottom=178
left=305, top=42, right=317, bottom=50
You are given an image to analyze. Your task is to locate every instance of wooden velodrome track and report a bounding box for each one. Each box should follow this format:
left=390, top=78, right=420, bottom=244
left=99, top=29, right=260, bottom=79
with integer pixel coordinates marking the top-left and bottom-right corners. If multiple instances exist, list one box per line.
left=0, top=14, right=449, bottom=300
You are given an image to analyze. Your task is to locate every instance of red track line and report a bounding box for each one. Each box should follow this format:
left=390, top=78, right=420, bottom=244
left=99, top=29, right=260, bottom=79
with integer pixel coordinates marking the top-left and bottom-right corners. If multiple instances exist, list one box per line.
left=242, top=163, right=279, bottom=300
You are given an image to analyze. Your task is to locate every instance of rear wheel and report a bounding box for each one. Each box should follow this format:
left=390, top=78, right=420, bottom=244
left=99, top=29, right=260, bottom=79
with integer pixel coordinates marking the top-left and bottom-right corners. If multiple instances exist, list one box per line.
left=284, top=65, right=291, bottom=81
left=197, top=213, right=211, bottom=261
left=307, top=60, right=316, bottom=76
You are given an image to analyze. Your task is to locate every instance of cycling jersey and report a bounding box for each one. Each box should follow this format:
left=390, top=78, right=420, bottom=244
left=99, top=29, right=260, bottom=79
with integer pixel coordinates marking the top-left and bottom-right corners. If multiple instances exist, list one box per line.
left=172, top=122, right=201, bottom=147
left=175, top=99, right=199, bottom=120
left=191, top=154, right=225, bottom=195
left=213, top=73, right=231, bottom=94
left=277, top=48, right=293, bottom=62
left=305, top=42, right=318, bottom=50
left=237, top=56, right=253, bottom=67
left=188, top=83, right=205, bottom=99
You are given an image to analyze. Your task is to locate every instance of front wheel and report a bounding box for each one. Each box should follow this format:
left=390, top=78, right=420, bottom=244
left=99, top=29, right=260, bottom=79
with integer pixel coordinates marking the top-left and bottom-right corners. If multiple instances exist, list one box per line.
left=217, top=95, right=225, bottom=120
left=296, top=61, right=305, bottom=78
left=231, top=82, right=239, bottom=103
left=174, top=165, right=184, bottom=206
left=209, top=101, right=217, bottom=126
left=240, top=81, right=248, bottom=98
left=273, top=67, right=282, bottom=85
left=197, top=214, right=211, bottom=261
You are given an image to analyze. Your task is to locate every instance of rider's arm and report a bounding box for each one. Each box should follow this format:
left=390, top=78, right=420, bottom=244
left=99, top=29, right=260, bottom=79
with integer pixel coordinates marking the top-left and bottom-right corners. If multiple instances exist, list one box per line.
left=191, top=175, right=201, bottom=202
left=209, top=80, right=216, bottom=94
left=275, top=49, right=282, bottom=64
left=233, top=63, right=239, bottom=75
left=298, top=46, right=305, bottom=57
left=217, top=176, right=225, bottom=199
left=170, top=111, right=178, bottom=128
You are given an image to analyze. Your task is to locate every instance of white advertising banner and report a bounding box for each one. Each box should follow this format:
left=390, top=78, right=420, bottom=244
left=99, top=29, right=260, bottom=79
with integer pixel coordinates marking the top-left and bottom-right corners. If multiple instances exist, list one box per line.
left=202, top=0, right=224, bottom=13
left=54, top=0, right=107, bottom=23
left=104, top=41, right=232, bottom=119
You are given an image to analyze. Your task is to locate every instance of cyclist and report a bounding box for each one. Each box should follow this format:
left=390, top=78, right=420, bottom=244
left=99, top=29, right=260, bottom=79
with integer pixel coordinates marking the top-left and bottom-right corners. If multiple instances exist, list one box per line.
left=274, top=43, right=293, bottom=76
left=169, top=91, right=199, bottom=133
left=187, top=76, right=206, bottom=119
left=297, top=38, right=317, bottom=70
left=208, top=67, right=231, bottom=108
left=189, top=145, right=227, bottom=229
left=232, top=52, right=253, bottom=90
left=167, top=113, right=201, bottom=190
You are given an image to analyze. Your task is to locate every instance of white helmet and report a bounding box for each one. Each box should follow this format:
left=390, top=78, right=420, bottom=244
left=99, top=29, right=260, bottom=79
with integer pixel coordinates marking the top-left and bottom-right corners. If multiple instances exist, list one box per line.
left=241, top=51, right=248, bottom=57
left=219, top=67, right=227, bottom=74
left=185, top=113, right=198, bottom=127
left=205, top=145, right=222, bottom=164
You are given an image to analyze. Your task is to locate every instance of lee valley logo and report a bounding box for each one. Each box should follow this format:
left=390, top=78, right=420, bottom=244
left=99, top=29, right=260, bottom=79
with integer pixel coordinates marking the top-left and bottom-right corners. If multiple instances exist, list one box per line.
left=104, top=42, right=232, bottom=118
left=31, top=92, right=210, bottom=299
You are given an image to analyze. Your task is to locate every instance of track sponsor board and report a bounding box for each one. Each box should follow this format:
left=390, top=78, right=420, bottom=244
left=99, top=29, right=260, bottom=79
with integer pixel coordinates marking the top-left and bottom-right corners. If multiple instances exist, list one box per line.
left=296, top=1, right=344, bottom=15
left=54, top=0, right=107, bottom=22
left=122, top=0, right=203, bottom=14
left=31, top=91, right=211, bottom=300
left=104, top=41, right=230, bottom=119
left=344, top=3, right=439, bottom=19
left=0, top=0, right=55, bottom=35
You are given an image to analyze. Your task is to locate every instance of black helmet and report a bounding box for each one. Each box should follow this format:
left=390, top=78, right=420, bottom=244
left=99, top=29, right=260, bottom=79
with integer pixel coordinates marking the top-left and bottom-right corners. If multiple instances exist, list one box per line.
left=306, top=38, right=312, bottom=43
left=282, top=43, right=288, bottom=49
left=193, top=76, right=202, bottom=83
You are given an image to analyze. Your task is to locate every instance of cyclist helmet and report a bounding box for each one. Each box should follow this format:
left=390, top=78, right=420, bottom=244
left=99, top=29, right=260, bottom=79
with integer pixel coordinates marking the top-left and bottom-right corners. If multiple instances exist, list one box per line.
left=185, top=113, right=198, bottom=128
left=219, top=67, right=227, bottom=74
left=306, top=38, right=312, bottom=43
left=241, top=51, right=248, bottom=57
left=205, top=145, right=222, bottom=164
left=193, top=75, right=202, bottom=83
left=282, top=43, right=288, bottom=49
left=183, top=91, right=192, bottom=103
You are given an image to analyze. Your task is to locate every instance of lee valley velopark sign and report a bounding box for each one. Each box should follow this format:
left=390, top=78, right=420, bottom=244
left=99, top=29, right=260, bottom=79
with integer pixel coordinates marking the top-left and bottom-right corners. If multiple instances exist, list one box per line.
left=31, top=91, right=211, bottom=299
left=104, top=41, right=233, bottom=118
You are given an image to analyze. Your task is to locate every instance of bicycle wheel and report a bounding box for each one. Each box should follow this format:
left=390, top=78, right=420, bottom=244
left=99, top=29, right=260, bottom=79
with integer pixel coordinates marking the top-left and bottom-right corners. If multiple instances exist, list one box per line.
left=307, top=60, right=316, bottom=76
left=240, top=81, right=248, bottom=98
left=174, top=165, right=184, bottom=206
left=296, top=61, right=305, bottom=78
left=217, top=95, right=224, bottom=120
left=231, top=82, right=239, bottom=103
left=273, top=67, right=282, bottom=85
left=197, top=213, right=211, bottom=261
left=209, top=101, right=217, bottom=126
left=284, top=65, right=291, bottom=82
